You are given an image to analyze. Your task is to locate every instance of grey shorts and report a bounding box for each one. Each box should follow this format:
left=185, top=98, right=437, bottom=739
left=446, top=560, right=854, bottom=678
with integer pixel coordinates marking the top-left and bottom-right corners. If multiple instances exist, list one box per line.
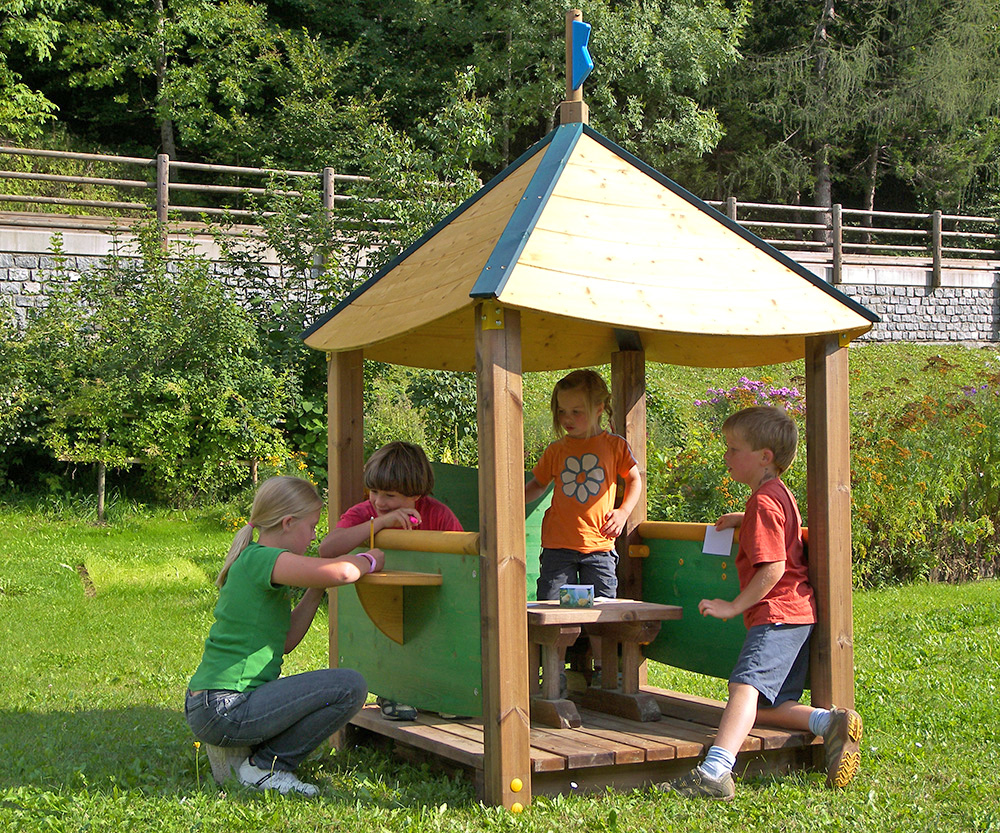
left=730, top=622, right=813, bottom=708
left=536, top=547, right=619, bottom=601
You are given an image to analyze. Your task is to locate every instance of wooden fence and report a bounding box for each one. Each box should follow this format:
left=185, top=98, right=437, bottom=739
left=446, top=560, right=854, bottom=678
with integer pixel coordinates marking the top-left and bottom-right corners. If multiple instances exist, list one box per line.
left=2, top=146, right=999, bottom=280
left=0, top=146, right=377, bottom=241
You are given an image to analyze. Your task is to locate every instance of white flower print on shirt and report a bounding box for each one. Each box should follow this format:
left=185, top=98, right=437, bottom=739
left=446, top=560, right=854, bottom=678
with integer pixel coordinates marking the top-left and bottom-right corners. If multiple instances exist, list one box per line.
left=560, top=453, right=606, bottom=503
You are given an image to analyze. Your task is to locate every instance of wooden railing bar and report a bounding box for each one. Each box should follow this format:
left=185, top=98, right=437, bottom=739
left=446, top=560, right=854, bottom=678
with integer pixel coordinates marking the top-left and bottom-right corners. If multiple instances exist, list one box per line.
left=0, top=171, right=149, bottom=189
left=0, top=146, right=153, bottom=166
left=0, top=194, right=147, bottom=210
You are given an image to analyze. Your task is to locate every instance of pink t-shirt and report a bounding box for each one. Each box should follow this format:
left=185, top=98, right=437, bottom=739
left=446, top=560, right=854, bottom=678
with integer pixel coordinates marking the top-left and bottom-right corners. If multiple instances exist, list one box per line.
left=736, top=478, right=816, bottom=628
left=531, top=431, right=638, bottom=553
left=337, top=495, right=463, bottom=532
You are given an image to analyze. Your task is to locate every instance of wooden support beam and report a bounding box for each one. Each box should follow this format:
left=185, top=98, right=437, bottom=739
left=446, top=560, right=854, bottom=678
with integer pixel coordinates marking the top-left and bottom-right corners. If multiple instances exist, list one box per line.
left=327, top=349, right=365, bottom=675
left=804, top=335, right=855, bottom=709
left=475, top=303, right=532, bottom=809
left=611, top=349, right=647, bottom=602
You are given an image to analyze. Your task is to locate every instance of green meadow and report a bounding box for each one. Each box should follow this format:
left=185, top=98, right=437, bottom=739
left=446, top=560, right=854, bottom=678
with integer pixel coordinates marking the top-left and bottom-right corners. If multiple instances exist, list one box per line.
left=2, top=505, right=999, bottom=832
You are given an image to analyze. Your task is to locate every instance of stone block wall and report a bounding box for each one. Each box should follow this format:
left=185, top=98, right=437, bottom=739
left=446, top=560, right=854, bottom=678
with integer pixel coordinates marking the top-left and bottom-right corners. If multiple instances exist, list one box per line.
left=4, top=225, right=1000, bottom=343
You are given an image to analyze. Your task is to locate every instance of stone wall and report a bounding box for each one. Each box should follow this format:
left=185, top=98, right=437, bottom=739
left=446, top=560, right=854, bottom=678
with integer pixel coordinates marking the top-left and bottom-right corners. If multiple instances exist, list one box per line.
left=4, top=223, right=999, bottom=342
left=802, top=258, right=1000, bottom=343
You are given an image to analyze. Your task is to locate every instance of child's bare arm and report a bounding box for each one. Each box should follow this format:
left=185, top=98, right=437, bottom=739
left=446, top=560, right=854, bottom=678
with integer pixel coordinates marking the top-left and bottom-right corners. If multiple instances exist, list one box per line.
left=525, top=477, right=547, bottom=505
left=318, top=510, right=422, bottom=558
left=600, top=464, right=642, bottom=539
left=715, top=512, right=744, bottom=530
left=272, top=548, right=385, bottom=590
left=699, top=561, right=784, bottom=620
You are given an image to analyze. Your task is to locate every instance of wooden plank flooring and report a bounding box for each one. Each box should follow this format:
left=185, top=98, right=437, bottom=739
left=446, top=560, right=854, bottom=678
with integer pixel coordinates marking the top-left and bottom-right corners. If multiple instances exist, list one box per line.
left=347, top=686, right=821, bottom=796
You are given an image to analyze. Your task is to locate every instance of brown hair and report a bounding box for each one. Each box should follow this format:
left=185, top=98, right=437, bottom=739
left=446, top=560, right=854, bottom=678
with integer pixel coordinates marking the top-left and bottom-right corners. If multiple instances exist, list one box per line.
left=550, top=369, right=614, bottom=436
left=722, top=406, right=799, bottom=473
left=216, top=476, right=323, bottom=587
left=363, top=441, right=435, bottom=497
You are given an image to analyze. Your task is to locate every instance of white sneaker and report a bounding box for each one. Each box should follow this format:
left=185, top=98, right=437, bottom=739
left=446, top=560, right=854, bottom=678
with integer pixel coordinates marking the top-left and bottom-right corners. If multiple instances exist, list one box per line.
left=237, top=758, right=319, bottom=797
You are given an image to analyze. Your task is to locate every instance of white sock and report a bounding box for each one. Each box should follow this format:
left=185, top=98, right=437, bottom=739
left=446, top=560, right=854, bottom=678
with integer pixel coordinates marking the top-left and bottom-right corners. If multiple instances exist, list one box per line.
left=698, top=745, right=736, bottom=780
left=809, top=707, right=833, bottom=736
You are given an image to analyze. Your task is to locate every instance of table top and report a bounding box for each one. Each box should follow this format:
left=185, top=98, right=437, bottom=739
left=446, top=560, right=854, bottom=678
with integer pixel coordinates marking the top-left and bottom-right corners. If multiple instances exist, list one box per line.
left=526, top=598, right=682, bottom=625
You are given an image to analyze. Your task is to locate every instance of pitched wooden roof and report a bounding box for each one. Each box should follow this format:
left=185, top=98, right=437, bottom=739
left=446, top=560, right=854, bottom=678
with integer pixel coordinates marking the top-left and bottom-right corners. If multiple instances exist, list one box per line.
left=303, top=123, right=877, bottom=371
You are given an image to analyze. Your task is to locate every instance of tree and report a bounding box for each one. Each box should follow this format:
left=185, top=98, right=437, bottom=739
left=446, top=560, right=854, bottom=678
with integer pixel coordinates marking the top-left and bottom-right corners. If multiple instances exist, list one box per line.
left=468, top=0, right=746, bottom=173
left=0, top=0, right=64, bottom=141
left=19, top=226, right=293, bottom=505
left=701, top=0, right=1000, bottom=214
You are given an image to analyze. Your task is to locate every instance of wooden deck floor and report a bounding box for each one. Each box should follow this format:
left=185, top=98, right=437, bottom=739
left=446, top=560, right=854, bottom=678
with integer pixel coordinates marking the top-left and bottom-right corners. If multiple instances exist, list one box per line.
left=347, top=686, right=821, bottom=797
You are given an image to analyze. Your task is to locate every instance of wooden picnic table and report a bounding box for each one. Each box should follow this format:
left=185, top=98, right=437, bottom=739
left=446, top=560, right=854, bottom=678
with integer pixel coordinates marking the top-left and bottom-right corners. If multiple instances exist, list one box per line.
left=527, top=599, right=683, bottom=728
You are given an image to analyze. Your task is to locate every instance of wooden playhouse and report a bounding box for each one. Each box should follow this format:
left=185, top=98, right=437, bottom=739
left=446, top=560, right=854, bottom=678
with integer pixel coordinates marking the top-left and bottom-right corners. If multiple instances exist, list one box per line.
left=302, top=12, right=877, bottom=809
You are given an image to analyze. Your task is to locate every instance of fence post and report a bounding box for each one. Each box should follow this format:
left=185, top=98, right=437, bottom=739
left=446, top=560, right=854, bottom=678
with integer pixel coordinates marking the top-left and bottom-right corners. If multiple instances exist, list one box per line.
left=725, top=196, right=737, bottom=221
left=322, top=166, right=336, bottom=271
left=931, top=210, right=942, bottom=289
left=156, top=153, right=170, bottom=249
left=831, top=203, right=843, bottom=285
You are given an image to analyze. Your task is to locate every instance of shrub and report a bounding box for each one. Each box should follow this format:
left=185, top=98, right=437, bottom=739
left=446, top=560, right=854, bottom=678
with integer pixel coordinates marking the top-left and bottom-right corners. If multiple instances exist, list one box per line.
left=17, top=226, right=293, bottom=504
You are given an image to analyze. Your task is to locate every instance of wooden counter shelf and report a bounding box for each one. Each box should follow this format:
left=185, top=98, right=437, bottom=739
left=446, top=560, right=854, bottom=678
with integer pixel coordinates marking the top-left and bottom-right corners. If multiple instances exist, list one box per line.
left=354, top=570, right=444, bottom=645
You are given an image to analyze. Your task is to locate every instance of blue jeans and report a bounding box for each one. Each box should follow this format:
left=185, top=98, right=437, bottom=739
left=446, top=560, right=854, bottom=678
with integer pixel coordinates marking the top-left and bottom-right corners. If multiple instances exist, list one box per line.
left=536, top=547, right=619, bottom=601
left=185, top=668, right=367, bottom=771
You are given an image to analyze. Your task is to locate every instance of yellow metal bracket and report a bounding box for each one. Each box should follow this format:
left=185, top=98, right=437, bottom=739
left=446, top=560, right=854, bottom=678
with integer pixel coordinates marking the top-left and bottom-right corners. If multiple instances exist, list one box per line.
left=481, top=304, right=505, bottom=330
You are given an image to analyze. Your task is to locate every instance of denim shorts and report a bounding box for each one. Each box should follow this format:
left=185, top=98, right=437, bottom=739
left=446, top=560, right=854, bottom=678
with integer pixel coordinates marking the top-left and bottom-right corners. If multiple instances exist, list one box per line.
left=729, top=622, right=813, bottom=708
left=536, top=547, right=619, bottom=601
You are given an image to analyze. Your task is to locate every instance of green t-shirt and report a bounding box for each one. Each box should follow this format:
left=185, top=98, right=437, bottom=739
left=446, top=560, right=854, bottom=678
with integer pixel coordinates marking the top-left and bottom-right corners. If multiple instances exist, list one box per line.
left=189, top=542, right=294, bottom=692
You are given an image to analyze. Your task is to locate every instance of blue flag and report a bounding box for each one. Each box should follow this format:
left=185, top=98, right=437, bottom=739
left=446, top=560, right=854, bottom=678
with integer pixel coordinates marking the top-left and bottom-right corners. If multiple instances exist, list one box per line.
left=571, top=20, right=594, bottom=90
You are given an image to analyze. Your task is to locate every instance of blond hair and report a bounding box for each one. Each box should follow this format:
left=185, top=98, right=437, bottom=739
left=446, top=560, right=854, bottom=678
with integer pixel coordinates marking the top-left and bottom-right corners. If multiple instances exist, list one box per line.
left=550, top=369, right=614, bottom=436
left=216, top=476, right=323, bottom=587
left=362, top=441, right=435, bottom=497
left=722, top=406, right=799, bottom=473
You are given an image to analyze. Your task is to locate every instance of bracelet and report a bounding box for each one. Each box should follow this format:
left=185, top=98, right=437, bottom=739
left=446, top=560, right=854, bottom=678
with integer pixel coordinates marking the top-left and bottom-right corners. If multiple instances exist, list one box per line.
left=359, top=551, right=378, bottom=574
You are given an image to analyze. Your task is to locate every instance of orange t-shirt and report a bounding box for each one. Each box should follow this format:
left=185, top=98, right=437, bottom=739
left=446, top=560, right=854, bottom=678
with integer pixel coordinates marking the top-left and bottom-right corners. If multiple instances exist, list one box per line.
left=532, top=431, right=638, bottom=553
left=736, top=478, right=817, bottom=628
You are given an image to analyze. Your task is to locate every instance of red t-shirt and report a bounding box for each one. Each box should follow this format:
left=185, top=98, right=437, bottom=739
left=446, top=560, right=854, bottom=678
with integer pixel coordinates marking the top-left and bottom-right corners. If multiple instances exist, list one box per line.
left=736, top=478, right=816, bottom=628
left=337, top=495, right=463, bottom=532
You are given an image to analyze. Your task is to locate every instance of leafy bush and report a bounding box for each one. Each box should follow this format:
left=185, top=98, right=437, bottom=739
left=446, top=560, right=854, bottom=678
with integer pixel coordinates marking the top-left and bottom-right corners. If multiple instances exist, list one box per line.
left=650, top=352, right=1000, bottom=587
left=16, top=226, right=293, bottom=504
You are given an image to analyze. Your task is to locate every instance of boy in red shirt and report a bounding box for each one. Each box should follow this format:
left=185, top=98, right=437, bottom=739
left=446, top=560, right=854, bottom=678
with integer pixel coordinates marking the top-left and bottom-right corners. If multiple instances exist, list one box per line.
left=658, top=406, right=862, bottom=800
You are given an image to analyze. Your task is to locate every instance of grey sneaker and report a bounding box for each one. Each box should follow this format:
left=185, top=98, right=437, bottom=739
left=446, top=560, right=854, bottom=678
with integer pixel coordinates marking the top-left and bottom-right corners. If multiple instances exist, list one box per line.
left=237, top=759, right=319, bottom=797
left=824, top=707, right=862, bottom=788
left=376, top=696, right=418, bottom=721
left=204, top=743, right=251, bottom=784
left=656, top=766, right=735, bottom=801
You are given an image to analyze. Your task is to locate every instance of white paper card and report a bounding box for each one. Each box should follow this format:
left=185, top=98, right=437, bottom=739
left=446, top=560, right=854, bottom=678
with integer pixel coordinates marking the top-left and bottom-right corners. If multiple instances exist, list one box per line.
left=703, top=525, right=734, bottom=556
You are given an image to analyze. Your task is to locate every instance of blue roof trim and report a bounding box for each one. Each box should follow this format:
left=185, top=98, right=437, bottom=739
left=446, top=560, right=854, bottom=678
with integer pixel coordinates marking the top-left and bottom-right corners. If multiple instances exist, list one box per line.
left=300, top=131, right=563, bottom=341
left=469, top=122, right=585, bottom=299
left=582, top=126, right=880, bottom=324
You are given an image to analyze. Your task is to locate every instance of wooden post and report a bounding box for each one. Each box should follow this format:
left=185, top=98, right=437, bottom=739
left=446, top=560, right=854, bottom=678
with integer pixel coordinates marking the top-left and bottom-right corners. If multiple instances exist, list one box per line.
left=322, top=166, right=335, bottom=235
left=97, top=429, right=107, bottom=525
left=804, top=334, right=855, bottom=710
left=931, top=210, right=942, bottom=289
left=156, top=153, right=169, bottom=250
left=831, top=203, right=843, bottom=285
left=725, top=196, right=737, bottom=222
left=475, top=302, right=531, bottom=809
left=611, top=349, right=647, bottom=603
left=558, top=9, right=589, bottom=125
left=327, top=349, right=365, bottom=671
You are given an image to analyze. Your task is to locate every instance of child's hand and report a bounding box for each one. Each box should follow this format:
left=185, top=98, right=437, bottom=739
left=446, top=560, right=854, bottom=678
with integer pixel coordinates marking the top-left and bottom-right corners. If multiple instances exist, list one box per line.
left=600, top=507, right=628, bottom=540
left=715, top=512, right=744, bottom=530
left=380, top=508, right=422, bottom=530
left=698, top=598, right=737, bottom=620
left=367, top=548, right=386, bottom=571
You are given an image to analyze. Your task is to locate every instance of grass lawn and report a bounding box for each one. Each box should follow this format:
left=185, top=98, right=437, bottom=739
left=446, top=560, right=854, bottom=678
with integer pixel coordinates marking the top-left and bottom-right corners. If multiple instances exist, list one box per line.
left=2, top=507, right=999, bottom=832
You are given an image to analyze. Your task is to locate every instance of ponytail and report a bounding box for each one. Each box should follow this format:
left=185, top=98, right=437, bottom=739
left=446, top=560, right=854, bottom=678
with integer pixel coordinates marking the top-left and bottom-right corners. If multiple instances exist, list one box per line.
left=216, top=523, right=256, bottom=588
